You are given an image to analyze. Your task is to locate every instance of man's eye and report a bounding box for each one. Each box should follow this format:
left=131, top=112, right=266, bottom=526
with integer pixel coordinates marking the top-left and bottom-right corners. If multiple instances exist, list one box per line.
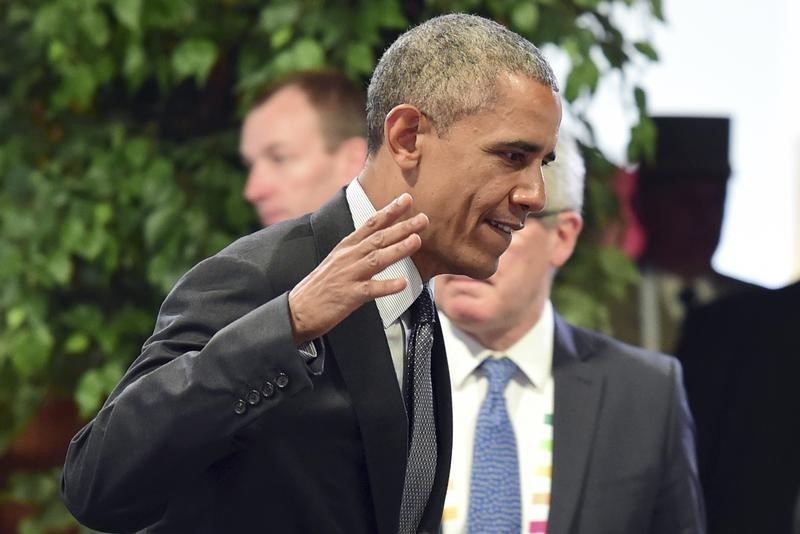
left=502, top=151, right=526, bottom=164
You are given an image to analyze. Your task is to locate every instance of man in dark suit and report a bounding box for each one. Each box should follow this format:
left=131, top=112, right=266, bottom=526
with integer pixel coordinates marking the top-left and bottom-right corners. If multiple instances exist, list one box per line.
left=630, top=116, right=763, bottom=353
left=795, top=490, right=800, bottom=534
left=61, top=14, right=562, bottom=533
left=676, top=280, right=800, bottom=534
left=436, top=135, right=706, bottom=533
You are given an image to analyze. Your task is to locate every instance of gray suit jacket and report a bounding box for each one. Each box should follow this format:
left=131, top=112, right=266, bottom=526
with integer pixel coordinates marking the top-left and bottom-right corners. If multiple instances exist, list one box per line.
left=548, top=314, right=705, bottom=534
left=62, top=191, right=453, bottom=533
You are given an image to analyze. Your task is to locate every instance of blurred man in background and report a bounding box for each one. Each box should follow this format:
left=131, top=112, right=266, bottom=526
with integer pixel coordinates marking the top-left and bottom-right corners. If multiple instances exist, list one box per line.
left=436, top=134, right=706, bottom=534
left=239, top=69, right=368, bottom=226
left=630, top=116, right=799, bottom=533
left=676, top=278, right=800, bottom=534
left=632, top=116, right=764, bottom=353
left=795, top=490, right=800, bottom=534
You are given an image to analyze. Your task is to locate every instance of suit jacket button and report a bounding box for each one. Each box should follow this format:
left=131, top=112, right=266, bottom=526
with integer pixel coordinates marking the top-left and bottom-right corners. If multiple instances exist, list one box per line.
left=275, top=372, right=289, bottom=389
left=246, top=389, right=261, bottom=406
left=261, top=381, right=275, bottom=398
left=234, top=399, right=247, bottom=415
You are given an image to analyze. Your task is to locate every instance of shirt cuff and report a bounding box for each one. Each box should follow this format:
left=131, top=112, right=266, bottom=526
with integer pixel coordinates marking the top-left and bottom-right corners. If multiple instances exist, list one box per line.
left=297, top=338, right=325, bottom=376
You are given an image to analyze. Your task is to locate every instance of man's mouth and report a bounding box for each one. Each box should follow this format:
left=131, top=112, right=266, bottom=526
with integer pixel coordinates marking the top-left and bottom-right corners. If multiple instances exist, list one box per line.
left=486, top=219, right=523, bottom=235
left=256, top=205, right=282, bottom=225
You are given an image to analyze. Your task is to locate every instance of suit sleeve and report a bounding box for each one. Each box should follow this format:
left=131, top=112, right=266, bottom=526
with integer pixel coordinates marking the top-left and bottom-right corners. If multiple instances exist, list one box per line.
left=651, top=359, right=707, bottom=534
left=61, top=253, right=315, bottom=532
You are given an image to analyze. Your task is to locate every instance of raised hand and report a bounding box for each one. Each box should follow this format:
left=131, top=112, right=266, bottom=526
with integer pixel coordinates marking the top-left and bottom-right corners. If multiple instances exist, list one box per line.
left=288, top=193, right=428, bottom=344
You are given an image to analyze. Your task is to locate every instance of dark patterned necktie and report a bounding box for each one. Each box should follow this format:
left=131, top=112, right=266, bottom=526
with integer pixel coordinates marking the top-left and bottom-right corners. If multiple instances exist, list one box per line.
left=467, top=356, right=521, bottom=533
left=398, top=288, right=438, bottom=534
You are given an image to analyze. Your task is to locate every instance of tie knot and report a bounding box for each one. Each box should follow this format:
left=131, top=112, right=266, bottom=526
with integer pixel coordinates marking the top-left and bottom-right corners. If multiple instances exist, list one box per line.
left=410, top=288, right=436, bottom=325
left=480, top=357, right=517, bottom=392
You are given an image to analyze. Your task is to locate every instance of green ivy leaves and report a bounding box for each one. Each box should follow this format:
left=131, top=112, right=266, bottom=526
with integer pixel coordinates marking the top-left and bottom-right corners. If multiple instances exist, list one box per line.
left=172, top=39, right=219, bottom=85
left=113, top=0, right=143, bottom=33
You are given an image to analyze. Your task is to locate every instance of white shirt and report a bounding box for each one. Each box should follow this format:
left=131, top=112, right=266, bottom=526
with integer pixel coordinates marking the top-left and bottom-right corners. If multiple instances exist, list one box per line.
left=345, top=179, right=424, bottom=387
left=440, top=301, right=555, bottom=534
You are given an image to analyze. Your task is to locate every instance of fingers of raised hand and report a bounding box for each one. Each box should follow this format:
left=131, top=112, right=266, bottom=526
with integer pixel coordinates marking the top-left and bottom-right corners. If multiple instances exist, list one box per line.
left=356, top=277, right=408, bottom=301
left=346, top=193, right=414, bottom=244
left=360, top=232, right=423, bottom=276
left=287, top=195, right=427, bottom=342
left=362, top=212, right=428, bottom=253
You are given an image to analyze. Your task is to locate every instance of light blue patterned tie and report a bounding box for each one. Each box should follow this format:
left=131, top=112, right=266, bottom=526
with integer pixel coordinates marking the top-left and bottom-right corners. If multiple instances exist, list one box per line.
left=467, top=357, right=521, bottom=534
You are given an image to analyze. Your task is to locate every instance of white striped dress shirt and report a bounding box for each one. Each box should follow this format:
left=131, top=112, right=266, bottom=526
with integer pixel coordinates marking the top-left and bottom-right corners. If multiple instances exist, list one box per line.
left=345, top=179, right=424, bottom=387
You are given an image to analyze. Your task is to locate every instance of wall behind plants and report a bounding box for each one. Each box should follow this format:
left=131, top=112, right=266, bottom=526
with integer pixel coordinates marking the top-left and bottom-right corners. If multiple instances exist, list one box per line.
left=0, top=0, right=659, bottom=530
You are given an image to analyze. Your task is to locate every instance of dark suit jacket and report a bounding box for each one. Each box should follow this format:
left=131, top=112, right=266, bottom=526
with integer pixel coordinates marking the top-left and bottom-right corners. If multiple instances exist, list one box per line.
left=549, top=315, right=705, bottom=534
left=795, top=490, right=800, bottom=534
left=676, top=281, right=800, bottom=534
left=61, top=191, right=453, bottom=533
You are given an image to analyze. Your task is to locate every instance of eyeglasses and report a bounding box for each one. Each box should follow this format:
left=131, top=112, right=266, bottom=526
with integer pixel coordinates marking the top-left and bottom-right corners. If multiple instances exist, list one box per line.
left=528, top=208, right=573, bottom=219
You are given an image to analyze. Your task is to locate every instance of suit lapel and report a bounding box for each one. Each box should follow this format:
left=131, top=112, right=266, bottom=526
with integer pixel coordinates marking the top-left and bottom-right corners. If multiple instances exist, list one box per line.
left=548, top=315, right=604, bottom=534
left=310, top=191, right=409, bottom=534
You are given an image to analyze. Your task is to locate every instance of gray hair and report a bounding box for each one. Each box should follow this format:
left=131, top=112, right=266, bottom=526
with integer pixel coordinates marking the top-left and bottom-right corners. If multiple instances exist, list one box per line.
left=540, top=133, right=585, bottom=222
left=366, top=13, right=559, bottom=155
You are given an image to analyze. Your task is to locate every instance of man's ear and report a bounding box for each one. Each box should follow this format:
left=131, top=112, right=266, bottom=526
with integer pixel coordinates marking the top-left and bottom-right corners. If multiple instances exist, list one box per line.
left=551, top=211, right=583, bottom=268
left=383, top=104, right=426, bottom=170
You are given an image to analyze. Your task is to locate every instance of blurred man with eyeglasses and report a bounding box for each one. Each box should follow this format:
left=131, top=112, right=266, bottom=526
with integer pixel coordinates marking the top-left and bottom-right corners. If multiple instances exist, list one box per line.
left=435, top=134, right=706, bottom=534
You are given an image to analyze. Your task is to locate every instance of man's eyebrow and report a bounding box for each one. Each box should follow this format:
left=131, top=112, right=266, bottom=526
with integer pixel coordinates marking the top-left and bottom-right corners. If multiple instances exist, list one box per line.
left=241, top=142, right=282, bottom=165
left=501, top=140, right=542, bottom=152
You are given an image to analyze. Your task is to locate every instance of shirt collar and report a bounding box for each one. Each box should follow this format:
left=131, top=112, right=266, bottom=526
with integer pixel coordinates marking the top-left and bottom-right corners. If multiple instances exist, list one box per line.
left=440, top=300, right=555, bottom=389
left=345, top=178, right=423, bottom=327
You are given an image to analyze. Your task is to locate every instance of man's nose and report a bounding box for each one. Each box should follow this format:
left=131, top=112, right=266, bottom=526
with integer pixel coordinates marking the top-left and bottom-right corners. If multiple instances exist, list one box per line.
left=510, top=166, right=546, bottom=216
left=243, top=165, right=272, bottom=203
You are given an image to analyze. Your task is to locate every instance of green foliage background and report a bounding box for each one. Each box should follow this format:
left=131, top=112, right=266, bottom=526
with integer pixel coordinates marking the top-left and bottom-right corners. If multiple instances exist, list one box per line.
left=0, top=0, right=659, bottom=530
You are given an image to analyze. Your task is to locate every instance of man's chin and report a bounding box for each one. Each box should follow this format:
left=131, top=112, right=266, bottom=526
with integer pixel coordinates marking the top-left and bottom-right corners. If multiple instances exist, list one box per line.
left=444, top=305, right=492, bottom=331
left=418, top=246, right=499, bottom=281
left=259, top=211, right=285, bottom=227
left=456, top=257, right=499, bottom=281
left=440, top=275, right=491, bottom=289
